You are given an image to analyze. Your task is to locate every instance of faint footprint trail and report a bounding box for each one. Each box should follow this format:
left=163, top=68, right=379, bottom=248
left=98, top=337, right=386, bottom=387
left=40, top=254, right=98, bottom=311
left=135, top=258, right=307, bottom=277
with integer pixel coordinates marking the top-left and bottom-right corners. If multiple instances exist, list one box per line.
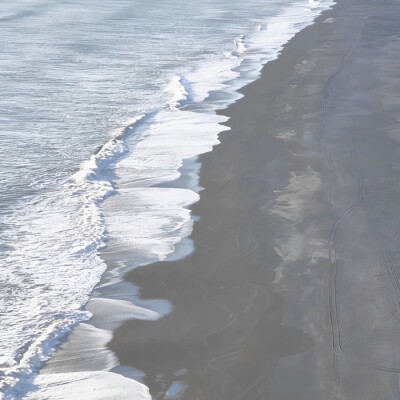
left=318, top=15, right=366, bottom=373
left=328, top=170, right=364, bottom=360
left=321, top=15, right=400, bottom=374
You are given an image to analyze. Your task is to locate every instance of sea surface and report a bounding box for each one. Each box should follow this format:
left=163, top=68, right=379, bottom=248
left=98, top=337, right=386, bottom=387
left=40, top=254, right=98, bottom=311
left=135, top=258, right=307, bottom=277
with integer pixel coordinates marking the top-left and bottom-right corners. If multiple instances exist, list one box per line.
left=0, top=0, right=333, bottom=398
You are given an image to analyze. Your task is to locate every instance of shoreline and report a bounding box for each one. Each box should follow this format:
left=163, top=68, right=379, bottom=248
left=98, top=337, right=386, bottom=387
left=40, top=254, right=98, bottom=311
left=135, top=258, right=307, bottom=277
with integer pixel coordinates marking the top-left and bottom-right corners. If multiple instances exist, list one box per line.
left=112, top=2, right=340, bottom=398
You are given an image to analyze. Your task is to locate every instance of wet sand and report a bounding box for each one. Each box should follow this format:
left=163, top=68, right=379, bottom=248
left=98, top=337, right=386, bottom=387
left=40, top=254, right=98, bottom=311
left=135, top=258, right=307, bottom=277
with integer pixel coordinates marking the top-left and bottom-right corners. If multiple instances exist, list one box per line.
left=106, top=0, right=400, bottom=398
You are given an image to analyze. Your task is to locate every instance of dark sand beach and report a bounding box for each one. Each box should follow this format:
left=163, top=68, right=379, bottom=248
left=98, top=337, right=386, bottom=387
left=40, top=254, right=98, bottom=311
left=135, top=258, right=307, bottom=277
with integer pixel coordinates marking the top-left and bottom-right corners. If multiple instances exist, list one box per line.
left=46, top=0, right=400, bottom=398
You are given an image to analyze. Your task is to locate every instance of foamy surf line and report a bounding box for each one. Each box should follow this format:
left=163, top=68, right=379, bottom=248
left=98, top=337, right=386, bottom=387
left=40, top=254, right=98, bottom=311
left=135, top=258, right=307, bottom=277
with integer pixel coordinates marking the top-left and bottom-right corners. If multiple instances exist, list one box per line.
left=0, top=1, right=334, bottom=399
left=0, top=114, right=147, bottom=400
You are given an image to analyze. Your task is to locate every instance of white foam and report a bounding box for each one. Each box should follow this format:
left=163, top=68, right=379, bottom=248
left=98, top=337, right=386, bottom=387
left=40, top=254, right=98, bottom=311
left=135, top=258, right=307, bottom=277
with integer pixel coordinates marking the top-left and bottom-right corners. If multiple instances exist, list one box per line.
left=308, top=0, right=321, bottom=9
left=184, top=56, right=242, bottom=103
left=164, top=76, right=188, bottom=110
left=182, top=0, right=334, bottom=108
left=233, top=34, right=247, bottom=55
left=44, top=323, right=118, bottom=373
left=104, top=188, right=198, bottom=258
left=87, top=298, right=161, bottom=330
left=117, top=110, right=228, bottom=186
left=25, top=371, right=151, bottom=400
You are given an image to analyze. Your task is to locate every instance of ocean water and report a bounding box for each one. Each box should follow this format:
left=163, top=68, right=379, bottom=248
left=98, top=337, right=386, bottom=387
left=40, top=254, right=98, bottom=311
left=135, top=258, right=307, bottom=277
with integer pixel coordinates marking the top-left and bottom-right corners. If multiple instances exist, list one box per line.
left=0, top=0, right=333, bottom=398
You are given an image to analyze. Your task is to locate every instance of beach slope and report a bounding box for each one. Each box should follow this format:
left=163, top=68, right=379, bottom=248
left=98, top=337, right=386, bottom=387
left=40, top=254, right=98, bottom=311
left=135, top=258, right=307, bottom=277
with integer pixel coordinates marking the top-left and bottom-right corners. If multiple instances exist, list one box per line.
left=109, top=0, right=400, bottom=398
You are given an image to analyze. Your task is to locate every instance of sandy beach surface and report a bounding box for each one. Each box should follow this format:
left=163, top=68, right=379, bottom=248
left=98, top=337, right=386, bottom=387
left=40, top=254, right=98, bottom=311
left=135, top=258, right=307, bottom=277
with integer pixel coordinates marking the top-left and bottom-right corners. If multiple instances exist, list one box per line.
left=43, top=0, right=400, bottom=398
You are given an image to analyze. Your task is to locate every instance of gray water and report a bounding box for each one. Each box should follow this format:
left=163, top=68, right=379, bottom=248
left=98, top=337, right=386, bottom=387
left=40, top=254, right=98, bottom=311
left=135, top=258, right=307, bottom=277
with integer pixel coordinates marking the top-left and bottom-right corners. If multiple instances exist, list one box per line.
left=0, top=0, right=281, bottom=211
